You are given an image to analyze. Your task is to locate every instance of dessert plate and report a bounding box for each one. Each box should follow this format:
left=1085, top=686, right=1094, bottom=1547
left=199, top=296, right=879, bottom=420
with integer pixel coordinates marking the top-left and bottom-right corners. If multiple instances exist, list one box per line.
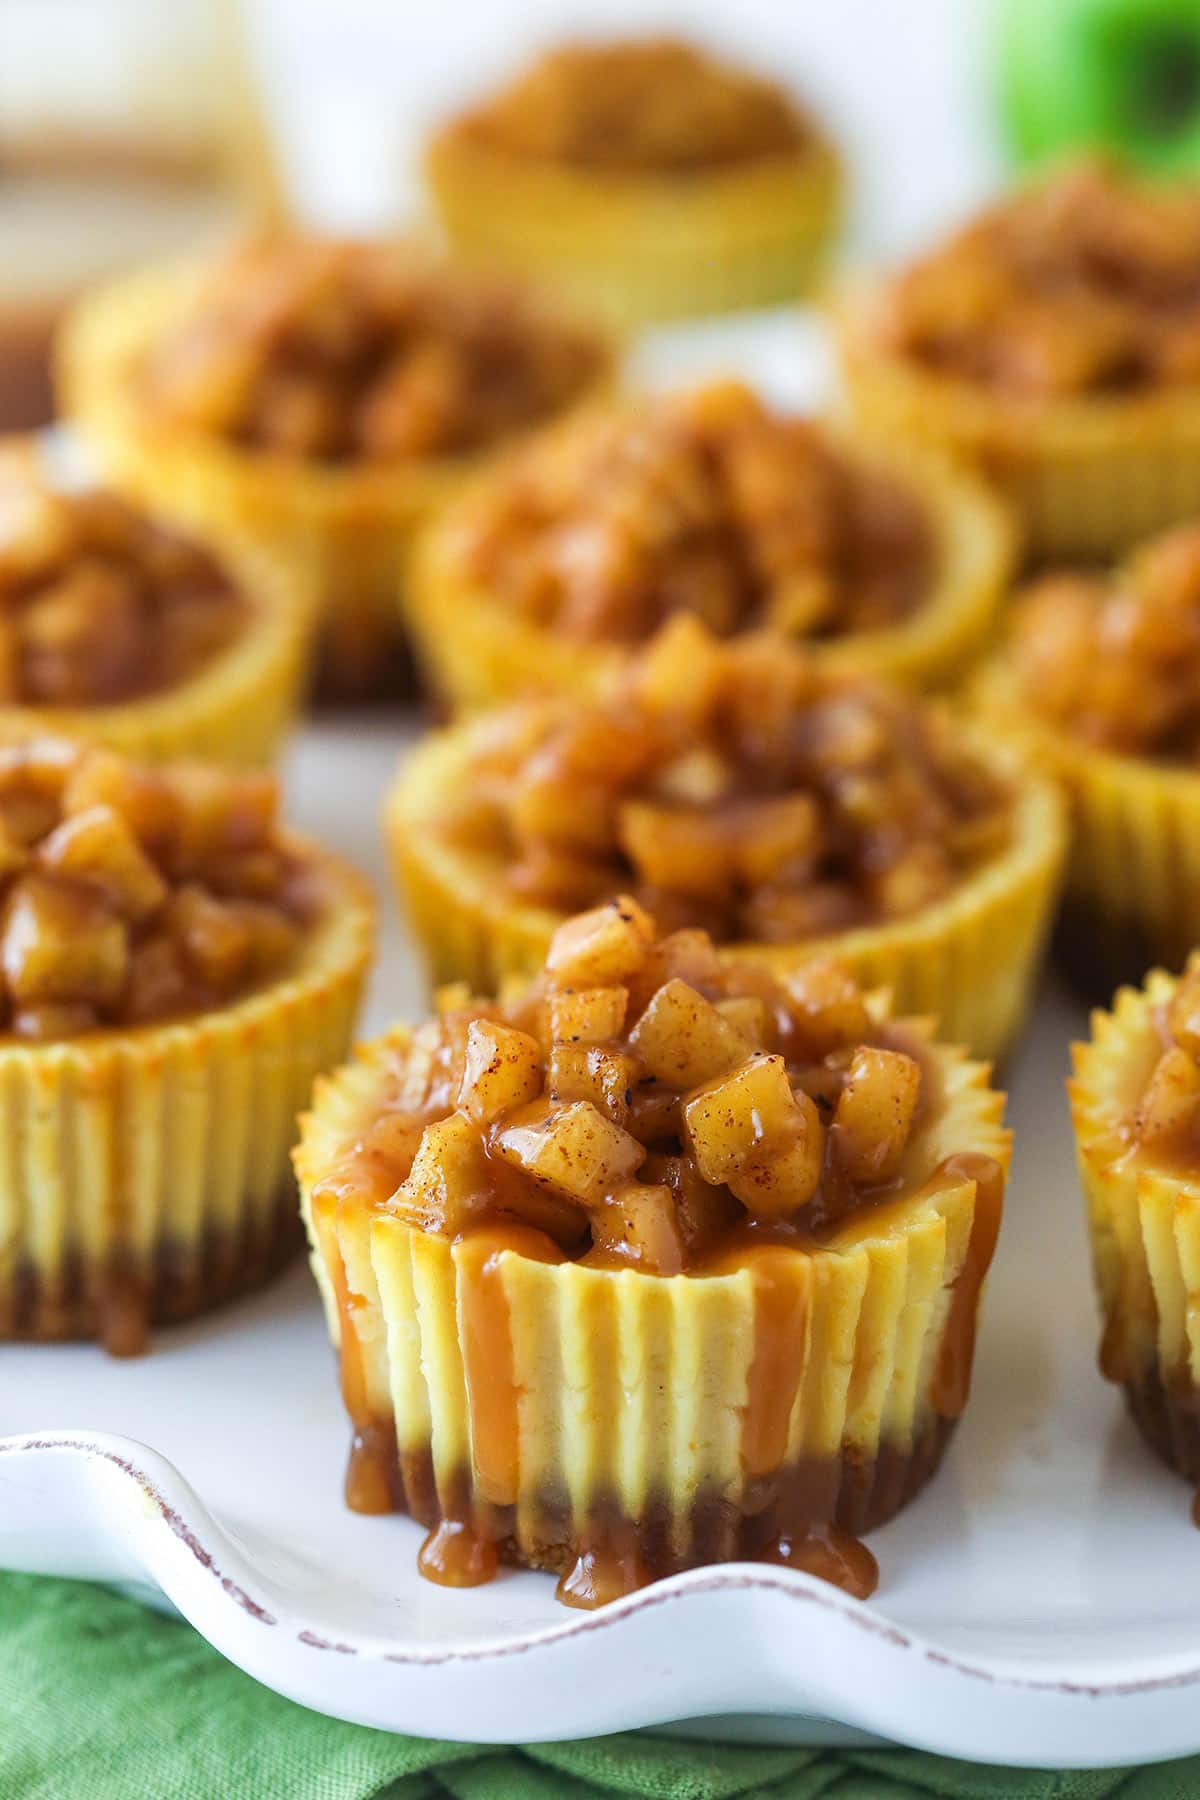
left=6, top=331, right=1200, bottom=1769
left=3, top=715, right=1200, bottom=1770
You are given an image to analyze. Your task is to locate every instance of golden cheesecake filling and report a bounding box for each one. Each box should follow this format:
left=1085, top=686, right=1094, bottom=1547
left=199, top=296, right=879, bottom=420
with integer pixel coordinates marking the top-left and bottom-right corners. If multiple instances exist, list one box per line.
left=450, top=38, right=812, bottom=171
left=436, top=618, right=1012, bottom=943
left=0, top=449, right=249, bottom=707
left=140, top=238, right=609, bottom=465
left=877, top=160, right=1200, bottom=397
left=1071, top=958, right=1200, bottom=1521
left=444, top=384, right=934, bottom=645
left=1009, top=523, right=1200, bottom=758
left=0, top=738, right=322, bottom=1040
left=310, top=897, right=1006, bottom=1607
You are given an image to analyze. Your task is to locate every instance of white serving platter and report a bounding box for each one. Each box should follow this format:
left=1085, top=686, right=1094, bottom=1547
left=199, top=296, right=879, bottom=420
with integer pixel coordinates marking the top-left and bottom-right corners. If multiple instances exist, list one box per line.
left=5, top=319, right=1200, bottom=1769
left=2, top=716, right=1200, bottom=1770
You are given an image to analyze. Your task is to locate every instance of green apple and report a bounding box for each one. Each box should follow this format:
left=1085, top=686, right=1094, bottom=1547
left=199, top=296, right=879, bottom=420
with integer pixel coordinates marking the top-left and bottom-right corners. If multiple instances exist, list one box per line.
left=997, top=0, right=1200, bottom=176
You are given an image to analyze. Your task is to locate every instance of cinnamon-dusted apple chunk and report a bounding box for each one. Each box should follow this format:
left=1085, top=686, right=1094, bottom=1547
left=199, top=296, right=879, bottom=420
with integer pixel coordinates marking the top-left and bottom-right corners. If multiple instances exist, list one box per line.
left=389, top=617, right=1066, bottom=1059
left=0, top=738, right=373, bottom=1354
left=297, top=898, right=1009, bottom=1610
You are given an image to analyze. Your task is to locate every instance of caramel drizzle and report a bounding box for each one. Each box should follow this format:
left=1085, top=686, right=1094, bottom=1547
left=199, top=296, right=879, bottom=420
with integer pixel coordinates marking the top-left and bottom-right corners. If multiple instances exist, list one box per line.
left=417, top=1518, right=499, bottom=1589
left=356, top=1156, right=1003, bottom=1608
left=930, top=1153, right=1005, bottom=1419
left=556, top=1524, right=653, bottom=1610
left=761, top=1525, right=878, bottom=1601
left=742, top=1247, right=810, bottom=1478
left=314, top=1188, right=396, bottom=1517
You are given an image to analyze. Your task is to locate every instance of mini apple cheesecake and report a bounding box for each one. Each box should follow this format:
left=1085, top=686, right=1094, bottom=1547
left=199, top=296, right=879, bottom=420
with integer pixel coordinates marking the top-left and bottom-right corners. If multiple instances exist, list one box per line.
left=389, top=618, right=1065, bottom=1061
left=1072, top=954, right=1200, bottom=1514
left=0, top=441, right=312, bottom=765
left=838, top=159, right=1200, bottom=557
left=0, top=738, right=373, bottom=1355
left=59, top=238, right=613, bottom=696
left=298, top=898, right=1009, bottom=1607
left=976, top=522, right=1200, bottom=990
left=426, top=37, right=841, bottom=326
left=406, top=381, right=1014, bottom=710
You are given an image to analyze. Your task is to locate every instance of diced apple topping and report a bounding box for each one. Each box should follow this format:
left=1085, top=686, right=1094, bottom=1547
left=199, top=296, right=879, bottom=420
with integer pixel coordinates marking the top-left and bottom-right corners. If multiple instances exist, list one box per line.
left=356, top=907, right=940, bottom=1265
left=442, top=568, right=1011, bottom=950
left=548, top=1043, right=637, bottom=1125
left=458, top=1020, right=543, bottom=1123
left=833, top=1046, right=922, bottom=1183
left=0, top=453, right=248, bottom=707
left=590, top=1183, right=685, bottom=1274
left=547, top=985, right=627, bottom=1044
left=495, top=1100, right=645, bottom=1205
left=684, top=1053, right=824, bottom=1218
left=0, top=739, right=316, bottom=1040
left=546, top=896, right=655, bottom=988
left=629, top=979, right=750, bottom=1088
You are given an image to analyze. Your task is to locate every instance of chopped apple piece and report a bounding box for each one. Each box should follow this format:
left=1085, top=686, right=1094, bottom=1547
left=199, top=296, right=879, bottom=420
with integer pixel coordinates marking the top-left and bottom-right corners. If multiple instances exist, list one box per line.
left=727, top=1108, right=824, bottom=1218
left=393, top=1014, right=474, bottom=1114
left=625, top=927, right=722, bottom=1014
left=39, top=804, right=167, bottom=922
left=731, top=795, right=820, bottom=886
left=494, top=1099, right=644, bottom=1205
left=645, top=1152, right=739, bottom=1258
left=632, top=613, right=725, bottom=728
left=1, top=873, right=128, bottom=1008
left=715, top=994, right=773, bottom=1051
left=458, top=1019, right=543, bottom=1123
left=1137, top=1046, right=1200, bottom=1151
left=396, top=1112, right=491, bottom=1234
left=62, top=750, right=181, bottom=851
left=782, top=960, right=871, bottom=1056
left=590, top=1182, right=685, bottom=1274
left=625, top=1079, right=682, bottom=1144
left=618, top=802, right=732, bottom=897
left=629, top=978, right=750, bottom=1089
left=548, top=1043, right=637, bottom=1125
left=683, top=1053, right=825, bottom=1217
left=510, top=766, right=614, bottom=854
left=548, top=984, right=627, bottom=1044
left=833, top=1046, right=922, bottom=1183
left=166, top=885, right=254, bottom=994
left=545, top=895, right=654, bottom=990
left=655, top=748, right=731, bottom=806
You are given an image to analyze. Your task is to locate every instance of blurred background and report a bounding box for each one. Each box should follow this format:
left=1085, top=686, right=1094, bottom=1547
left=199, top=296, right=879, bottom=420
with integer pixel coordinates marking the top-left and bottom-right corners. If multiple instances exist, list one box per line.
left=0, top=0, right=1002, bottom=432
left=5, top=0, right=1199, bottom=423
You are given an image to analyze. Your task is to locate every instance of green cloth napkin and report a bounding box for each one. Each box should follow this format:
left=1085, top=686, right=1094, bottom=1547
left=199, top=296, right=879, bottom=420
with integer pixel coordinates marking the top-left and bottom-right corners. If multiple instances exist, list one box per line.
left=2, top=1573, right=1197, bottom=1800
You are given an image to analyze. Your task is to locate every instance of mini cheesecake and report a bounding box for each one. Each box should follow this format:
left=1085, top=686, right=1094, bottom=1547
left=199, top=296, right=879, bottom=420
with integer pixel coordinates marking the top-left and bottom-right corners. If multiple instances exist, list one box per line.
left=0, top=441, right=312, bottom=765
left=976, top=522, right=1200, bottom=992
left=388, top=616, right=1065, bottom=1061
left=406, top=381, right=1015, bottom=710
left=0, top=737, right=373, bottom=1354
left=1072, top=954, right=1200, bottom=1513
left=297, top=897, right=1010, bottom=1609
left=58, top=238, right=613, bottom=697
left=839, top=159, right=1200, bottom=558
left=426, top=37, right=842, bottom=326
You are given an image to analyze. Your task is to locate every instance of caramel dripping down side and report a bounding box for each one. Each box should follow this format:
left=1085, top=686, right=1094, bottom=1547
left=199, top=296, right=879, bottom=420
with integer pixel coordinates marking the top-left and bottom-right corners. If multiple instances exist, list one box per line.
left=740, top=1245, right=878, bottom=1600
left=929, top=1153, right=1005, bottom=1419
left=420, top=1224, right=563, bottom=1590
left=313, top=1188, right=398, bottom=1517
left=375, top=1156, right=1003, bottom=1608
